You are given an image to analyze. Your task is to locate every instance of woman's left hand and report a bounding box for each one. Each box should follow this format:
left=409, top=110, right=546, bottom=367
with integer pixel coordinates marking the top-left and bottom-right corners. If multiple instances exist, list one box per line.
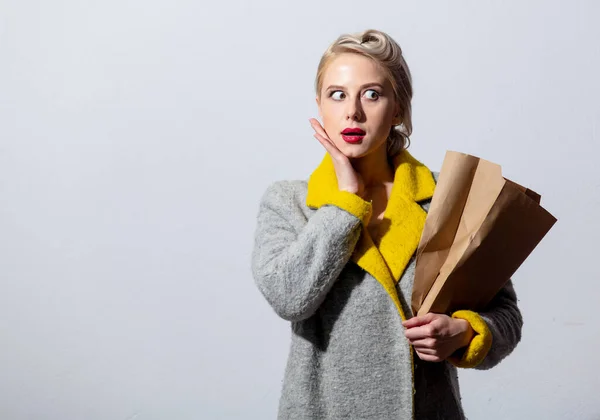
left=403, top=313, right=475, bottom=362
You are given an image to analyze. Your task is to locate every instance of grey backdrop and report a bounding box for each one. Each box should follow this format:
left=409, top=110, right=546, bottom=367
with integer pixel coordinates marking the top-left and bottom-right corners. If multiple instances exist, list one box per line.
left=1, top=0, right=599, bottom=419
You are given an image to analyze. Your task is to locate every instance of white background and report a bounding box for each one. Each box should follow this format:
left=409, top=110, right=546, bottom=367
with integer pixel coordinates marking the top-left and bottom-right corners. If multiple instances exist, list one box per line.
left=1, top=1, right=599, bottom=419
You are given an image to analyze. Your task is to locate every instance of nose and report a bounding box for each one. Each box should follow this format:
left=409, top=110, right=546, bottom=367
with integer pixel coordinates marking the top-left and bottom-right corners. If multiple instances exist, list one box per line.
left=346, top=96, right=363, bottom=121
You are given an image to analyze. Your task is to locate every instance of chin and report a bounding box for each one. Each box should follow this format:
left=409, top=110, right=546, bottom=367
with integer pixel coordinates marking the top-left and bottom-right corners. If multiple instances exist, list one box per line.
left=337, top=141, right=381, bottom=159
left=340, top=148, right=369, bottom=159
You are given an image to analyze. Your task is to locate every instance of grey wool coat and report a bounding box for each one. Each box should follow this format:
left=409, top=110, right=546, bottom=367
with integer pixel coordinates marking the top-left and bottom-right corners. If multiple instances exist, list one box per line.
left=251, top=151, right=523, bottom=420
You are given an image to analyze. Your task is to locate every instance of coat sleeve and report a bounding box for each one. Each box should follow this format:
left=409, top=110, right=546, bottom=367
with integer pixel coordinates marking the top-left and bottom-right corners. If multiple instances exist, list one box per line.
left=448, top=280, right=523, bottom=369
left=251, top=181, right=373, bottom=322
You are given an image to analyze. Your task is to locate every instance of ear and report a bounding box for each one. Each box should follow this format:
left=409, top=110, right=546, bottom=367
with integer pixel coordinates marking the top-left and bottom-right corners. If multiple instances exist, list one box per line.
left=392, top=103, right=402, bottom=126
left=315, top=95, right=323, bottom=120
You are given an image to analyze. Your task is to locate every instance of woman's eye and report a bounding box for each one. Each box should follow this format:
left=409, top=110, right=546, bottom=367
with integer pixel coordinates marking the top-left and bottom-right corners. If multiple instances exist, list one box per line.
left=364, top=89, right=380, bottom=100
left=330, top=91, right=345, bottom=100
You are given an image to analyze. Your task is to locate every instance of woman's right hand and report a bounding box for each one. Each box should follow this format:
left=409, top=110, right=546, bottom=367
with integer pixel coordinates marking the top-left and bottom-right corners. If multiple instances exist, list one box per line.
left=309, top=118, right=365, bottom=198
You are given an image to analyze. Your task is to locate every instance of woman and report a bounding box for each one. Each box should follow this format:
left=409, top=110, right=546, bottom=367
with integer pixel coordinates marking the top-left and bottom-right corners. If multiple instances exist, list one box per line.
left=251, top=29, right=523, bottom=420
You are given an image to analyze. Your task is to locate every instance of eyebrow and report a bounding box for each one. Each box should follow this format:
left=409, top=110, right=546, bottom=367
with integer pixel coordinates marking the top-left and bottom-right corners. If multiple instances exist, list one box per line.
left=325, top=82, right=385, bottom=91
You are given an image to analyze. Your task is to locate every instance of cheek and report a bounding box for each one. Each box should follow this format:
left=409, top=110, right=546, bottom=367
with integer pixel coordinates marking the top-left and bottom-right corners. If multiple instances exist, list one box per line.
left=320, top=104, right=341, bottom=135
left=363, top=105, right=395, bottom=143
left=321, top=102, right=339, bottom=119
left=369, top=103, right=395, bottom=127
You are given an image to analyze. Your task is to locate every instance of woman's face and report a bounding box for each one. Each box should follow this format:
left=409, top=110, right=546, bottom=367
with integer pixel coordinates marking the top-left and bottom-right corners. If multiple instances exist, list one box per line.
left=316, top=53, right=400, bottom=159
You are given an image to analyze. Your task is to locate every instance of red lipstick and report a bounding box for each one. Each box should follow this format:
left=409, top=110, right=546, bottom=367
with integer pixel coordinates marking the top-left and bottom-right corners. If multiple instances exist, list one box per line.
left=341, top=127, right=366, bottom=144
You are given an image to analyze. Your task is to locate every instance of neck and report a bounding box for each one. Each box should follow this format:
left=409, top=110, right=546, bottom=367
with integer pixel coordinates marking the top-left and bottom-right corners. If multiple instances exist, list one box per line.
left=350, top=142, right=395, bottom=187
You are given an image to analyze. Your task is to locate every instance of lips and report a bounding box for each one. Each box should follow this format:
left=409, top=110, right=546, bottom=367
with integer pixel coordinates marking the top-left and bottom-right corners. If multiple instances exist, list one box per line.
left=341, top=127, right=366, bottom=143
left=342, top=127, right=367, bottom=143
left=341, top=128, right=366, bottom=135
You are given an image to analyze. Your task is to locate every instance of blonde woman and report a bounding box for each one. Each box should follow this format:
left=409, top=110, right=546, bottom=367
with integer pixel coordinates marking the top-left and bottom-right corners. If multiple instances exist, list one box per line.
left=251, top=29, right=522, bottom=420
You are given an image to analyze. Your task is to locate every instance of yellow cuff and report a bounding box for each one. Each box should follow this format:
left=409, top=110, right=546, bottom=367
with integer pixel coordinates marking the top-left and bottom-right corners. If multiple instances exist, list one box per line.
left=448, top=310, right=493, bottom=368
left=325, top=190, right=373, bottom=225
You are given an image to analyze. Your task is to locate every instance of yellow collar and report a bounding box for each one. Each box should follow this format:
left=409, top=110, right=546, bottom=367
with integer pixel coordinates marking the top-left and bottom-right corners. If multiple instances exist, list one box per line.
left=306, top=149, right=436, bottom=319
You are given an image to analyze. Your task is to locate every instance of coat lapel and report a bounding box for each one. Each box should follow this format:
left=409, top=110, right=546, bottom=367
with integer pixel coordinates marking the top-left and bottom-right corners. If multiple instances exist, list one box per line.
left=375, top=151, right=436, bottom=283
left=306, top=150, right=436, bottom=319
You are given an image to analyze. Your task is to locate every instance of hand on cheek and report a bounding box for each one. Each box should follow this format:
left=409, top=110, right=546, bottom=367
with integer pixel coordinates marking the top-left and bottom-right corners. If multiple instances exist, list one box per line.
left=402, top=313, right=475, bottom=362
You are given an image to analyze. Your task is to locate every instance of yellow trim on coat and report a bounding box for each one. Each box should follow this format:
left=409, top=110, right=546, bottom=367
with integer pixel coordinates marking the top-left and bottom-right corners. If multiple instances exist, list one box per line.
left=448, top=310, right=493, bottom=368
left=306, top=149, right=436, bottom=320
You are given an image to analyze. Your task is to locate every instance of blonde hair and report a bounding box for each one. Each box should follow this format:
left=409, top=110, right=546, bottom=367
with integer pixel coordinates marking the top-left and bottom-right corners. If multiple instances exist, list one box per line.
left=315, top=29, right=413, bottom=156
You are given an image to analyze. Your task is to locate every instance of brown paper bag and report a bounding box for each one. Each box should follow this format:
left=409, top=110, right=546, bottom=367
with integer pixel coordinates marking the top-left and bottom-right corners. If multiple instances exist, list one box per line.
left=411, top=151, right=557, bottom=317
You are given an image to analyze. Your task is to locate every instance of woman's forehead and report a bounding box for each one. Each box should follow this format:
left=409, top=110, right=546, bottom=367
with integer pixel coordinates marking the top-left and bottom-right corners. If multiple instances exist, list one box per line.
left=322, top=53, right=390, bottom=88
